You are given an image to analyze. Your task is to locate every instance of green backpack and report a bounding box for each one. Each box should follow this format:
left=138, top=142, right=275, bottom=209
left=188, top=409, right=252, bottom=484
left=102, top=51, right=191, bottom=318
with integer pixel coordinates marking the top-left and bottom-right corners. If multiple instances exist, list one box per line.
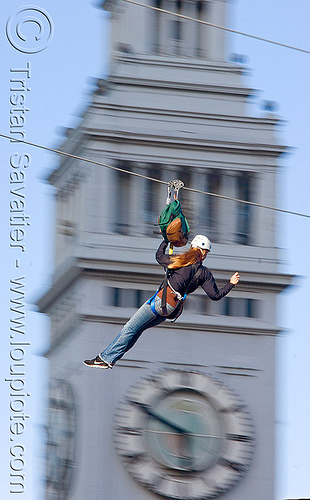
left=158, top=199, right=190, bottom=247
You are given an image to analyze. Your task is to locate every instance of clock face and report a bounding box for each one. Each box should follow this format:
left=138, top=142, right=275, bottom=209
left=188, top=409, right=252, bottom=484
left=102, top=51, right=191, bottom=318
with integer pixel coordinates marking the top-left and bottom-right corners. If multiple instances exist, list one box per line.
left=46, top=379, right=76, bottom=500
left=114, top=369, right=255, bottom=499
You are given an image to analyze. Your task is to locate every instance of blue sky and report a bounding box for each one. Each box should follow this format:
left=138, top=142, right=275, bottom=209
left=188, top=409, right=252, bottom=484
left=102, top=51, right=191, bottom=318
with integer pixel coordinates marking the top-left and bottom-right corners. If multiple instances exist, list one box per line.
left=0, top=1, right=309, bottom=499
left=231, top=2, right=310, bottom=498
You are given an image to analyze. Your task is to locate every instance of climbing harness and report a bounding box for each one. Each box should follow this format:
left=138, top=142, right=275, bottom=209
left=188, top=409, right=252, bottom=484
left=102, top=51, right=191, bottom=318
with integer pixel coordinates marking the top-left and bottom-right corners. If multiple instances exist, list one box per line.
left=148, top=264, right=204, bottom=321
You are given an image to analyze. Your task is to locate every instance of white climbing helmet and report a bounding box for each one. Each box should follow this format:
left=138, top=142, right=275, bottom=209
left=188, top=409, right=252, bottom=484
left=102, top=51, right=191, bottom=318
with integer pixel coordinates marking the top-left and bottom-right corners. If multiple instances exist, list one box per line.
left=191, top=234, right=211, bottom=252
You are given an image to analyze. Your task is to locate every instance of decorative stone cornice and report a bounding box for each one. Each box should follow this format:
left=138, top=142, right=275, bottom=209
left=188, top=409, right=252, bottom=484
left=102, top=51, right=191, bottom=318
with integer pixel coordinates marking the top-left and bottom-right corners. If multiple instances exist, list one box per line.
left=80, top=312, right=282, bottom=337
left=107, top=74, right=252, bottom=96
left=83, top=129, right=287, bottom=158
left=37, top=254, right=293, bottom=314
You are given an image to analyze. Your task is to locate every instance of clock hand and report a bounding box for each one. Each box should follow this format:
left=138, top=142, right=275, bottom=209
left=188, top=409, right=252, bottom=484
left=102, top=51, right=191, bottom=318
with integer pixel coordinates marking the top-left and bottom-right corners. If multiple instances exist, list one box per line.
left=129, top=400, right=189, bottom=435
left=130, top=401, right=195, bottom=469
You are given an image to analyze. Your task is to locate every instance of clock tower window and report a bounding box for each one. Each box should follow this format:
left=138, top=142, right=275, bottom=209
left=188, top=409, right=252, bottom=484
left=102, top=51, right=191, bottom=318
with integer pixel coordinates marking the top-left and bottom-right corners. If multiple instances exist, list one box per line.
left=151, top=0, right=212, bottom=58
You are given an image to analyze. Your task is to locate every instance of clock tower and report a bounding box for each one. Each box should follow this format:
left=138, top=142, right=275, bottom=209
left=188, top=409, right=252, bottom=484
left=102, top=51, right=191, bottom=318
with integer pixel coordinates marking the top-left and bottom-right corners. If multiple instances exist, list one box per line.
left=39, top=1, right=291, bottom=499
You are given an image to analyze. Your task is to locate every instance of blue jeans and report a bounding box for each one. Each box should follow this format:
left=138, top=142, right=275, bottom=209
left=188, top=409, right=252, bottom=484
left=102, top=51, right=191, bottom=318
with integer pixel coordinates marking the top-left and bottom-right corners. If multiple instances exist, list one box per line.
left=100, top=301, right=166, bottom=366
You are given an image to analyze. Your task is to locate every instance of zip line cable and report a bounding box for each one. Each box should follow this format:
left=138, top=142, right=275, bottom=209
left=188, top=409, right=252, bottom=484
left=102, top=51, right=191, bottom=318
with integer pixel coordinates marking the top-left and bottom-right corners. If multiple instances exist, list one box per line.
left=0, top=133, right=167, bottom=185
left=1, top=132, right=310, bottom=220
left=2, top=6, right=309, bottom=220
left=123, top=0, right=310, bottom=56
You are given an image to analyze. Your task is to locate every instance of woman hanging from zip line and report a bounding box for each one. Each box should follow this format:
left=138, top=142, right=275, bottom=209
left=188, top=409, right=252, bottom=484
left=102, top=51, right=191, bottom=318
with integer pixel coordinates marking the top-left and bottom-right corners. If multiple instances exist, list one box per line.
left=84, top=235, right=240, bottom=369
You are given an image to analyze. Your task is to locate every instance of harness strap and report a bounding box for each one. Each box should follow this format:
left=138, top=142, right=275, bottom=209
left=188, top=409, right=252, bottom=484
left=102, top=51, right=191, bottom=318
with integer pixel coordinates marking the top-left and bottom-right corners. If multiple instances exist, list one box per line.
left=147, top=290, right=160, bottom=315
left=183, top=265, right=204, bottom=295
left=161, top=273, right=168, bottom=316
left=167, top=280, right=183, bottom=301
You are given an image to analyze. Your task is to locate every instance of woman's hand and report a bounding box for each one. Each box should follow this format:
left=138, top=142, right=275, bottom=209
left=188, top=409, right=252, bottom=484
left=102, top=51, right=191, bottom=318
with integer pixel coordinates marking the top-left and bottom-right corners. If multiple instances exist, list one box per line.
left=230, top=272, right=240, bottom=285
